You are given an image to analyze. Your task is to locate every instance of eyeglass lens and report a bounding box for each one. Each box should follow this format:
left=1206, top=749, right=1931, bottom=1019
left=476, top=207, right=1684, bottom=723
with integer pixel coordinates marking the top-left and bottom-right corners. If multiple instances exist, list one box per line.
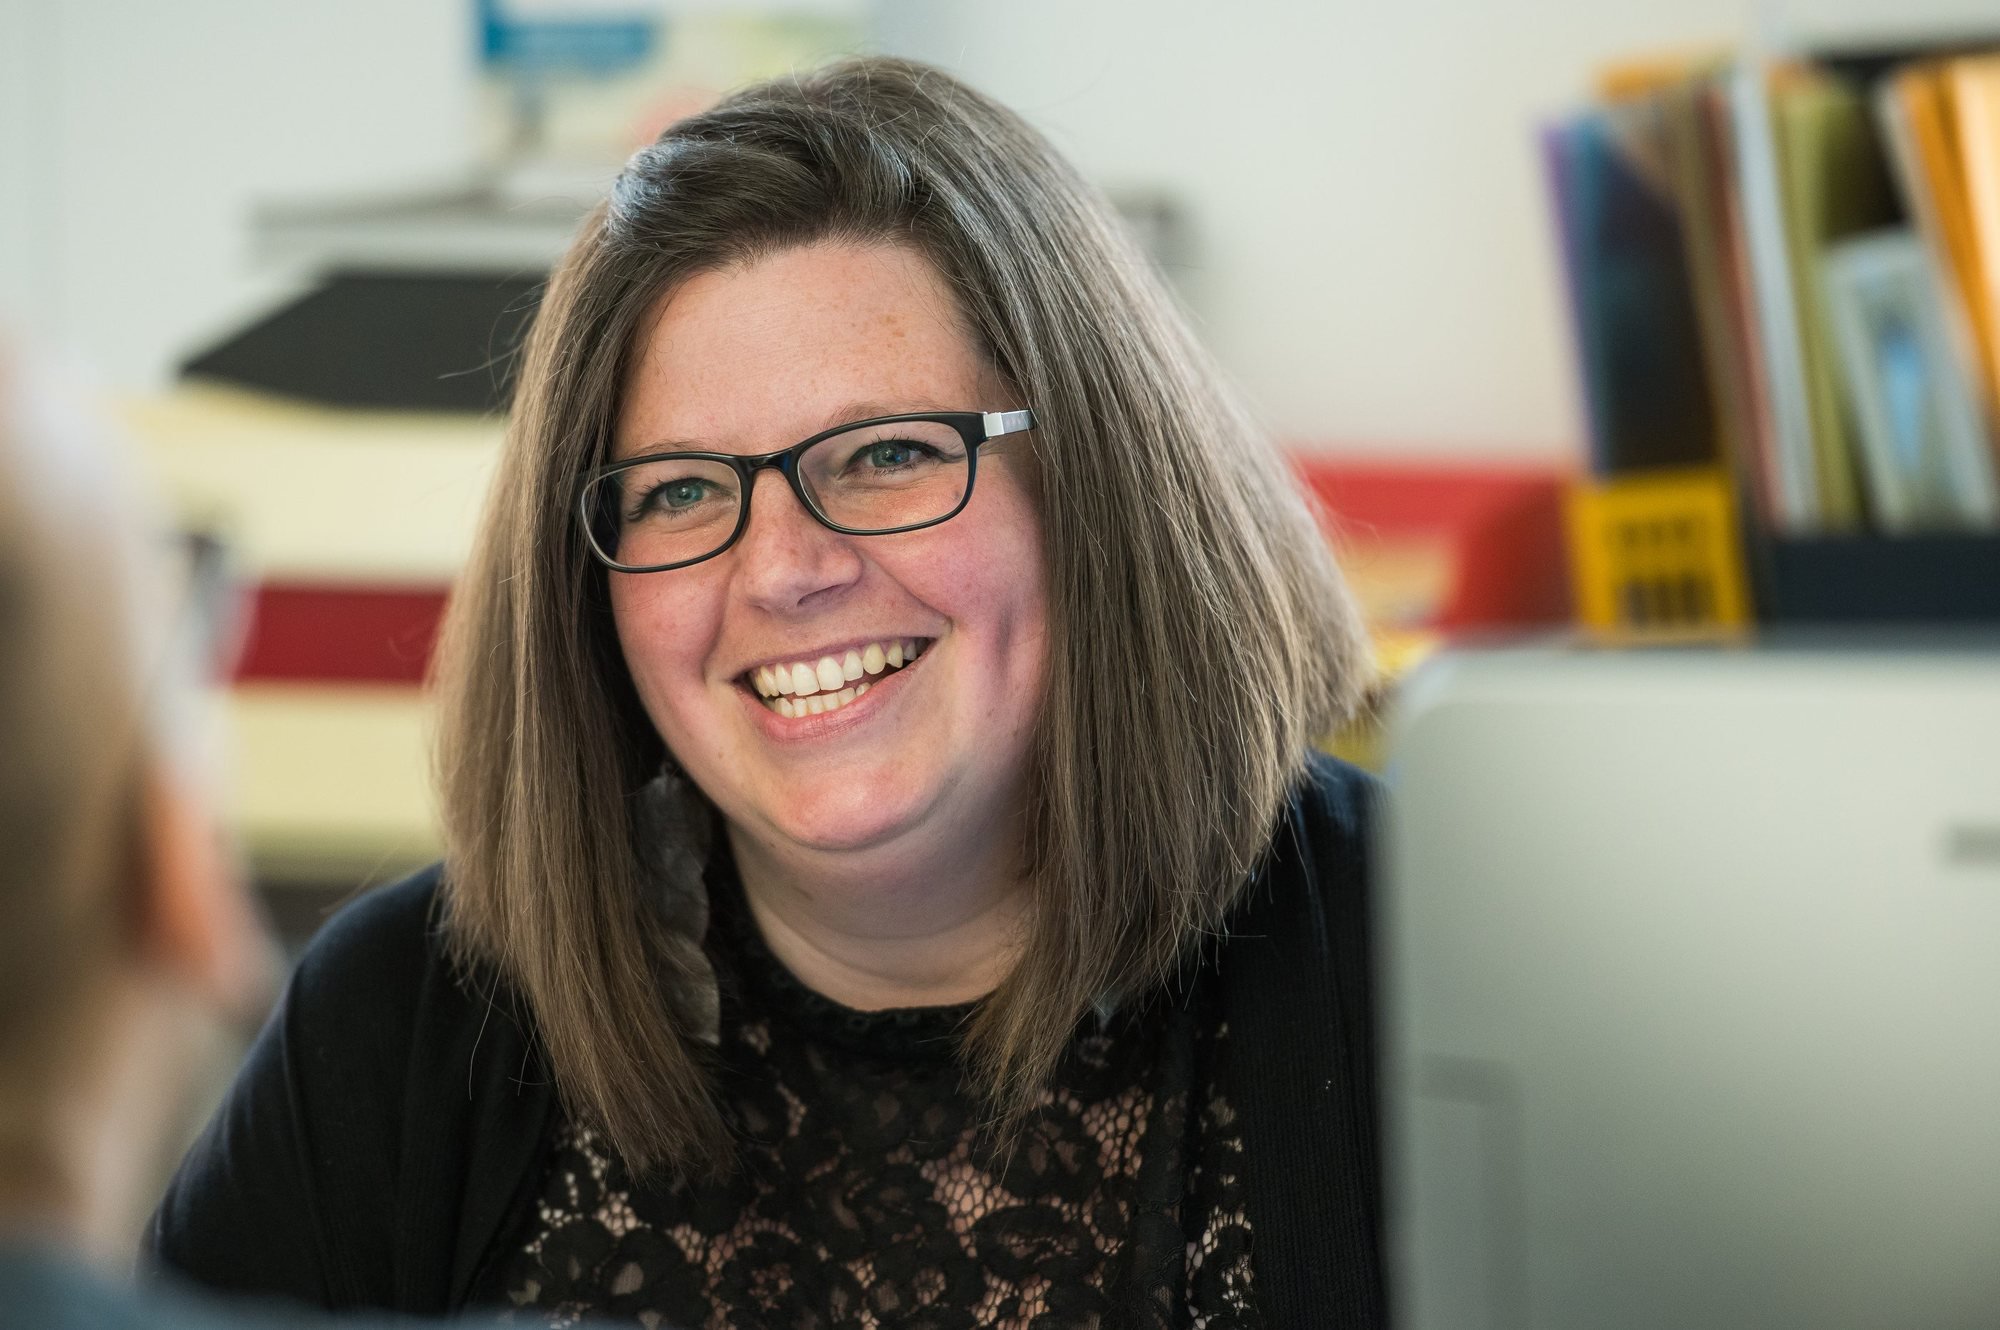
left=587, top=418, right=973, bottom=568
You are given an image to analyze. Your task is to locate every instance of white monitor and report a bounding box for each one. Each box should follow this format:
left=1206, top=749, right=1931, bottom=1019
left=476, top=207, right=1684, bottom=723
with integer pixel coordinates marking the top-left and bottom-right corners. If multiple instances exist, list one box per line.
left=1381, top=639, right=2000, bottom=1330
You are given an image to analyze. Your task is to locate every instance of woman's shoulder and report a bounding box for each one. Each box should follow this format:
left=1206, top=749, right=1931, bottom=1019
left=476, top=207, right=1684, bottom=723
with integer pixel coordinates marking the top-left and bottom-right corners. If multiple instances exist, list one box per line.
left=1261, top=750, right=1380, bottom=908
left=297, top=862, right=448, bottom=970
left=1211, top=751, right=1379, bottom=984
left=284, top=863, right=541, bottom=1086
left=1291, top=749, right=1381, bottom=848
left=150, top=862, right=552, bottom=1312
left=1211, top=750, right=1379, bottom=990
left=285, top=864, right=458, bottom=1038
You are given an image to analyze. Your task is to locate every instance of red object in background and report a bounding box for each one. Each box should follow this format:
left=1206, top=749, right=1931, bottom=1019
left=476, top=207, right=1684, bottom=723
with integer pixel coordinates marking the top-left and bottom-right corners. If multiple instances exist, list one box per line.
left=233, top=583, right=450, bottom=686
left=1293, top=457, right=1576, bottom=630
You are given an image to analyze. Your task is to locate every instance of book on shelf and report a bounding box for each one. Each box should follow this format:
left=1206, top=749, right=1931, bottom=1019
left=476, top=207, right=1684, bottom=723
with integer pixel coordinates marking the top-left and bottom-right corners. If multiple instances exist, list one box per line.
left=1545, top=41, right=2000, bottom=544
left=1727, top=60, right=1829, bottom=532
left=1879, top=60, right=2000, bottom=447
left=1669, top=72, right=1777, bottom=526
left=1771, top=68, right=1902, bottom=529
left=1541, top=100, right=1719, bottom=478
left=1820, top=229, right=2000, bottom=530
left=1943, top=56, right=2000, bottom=435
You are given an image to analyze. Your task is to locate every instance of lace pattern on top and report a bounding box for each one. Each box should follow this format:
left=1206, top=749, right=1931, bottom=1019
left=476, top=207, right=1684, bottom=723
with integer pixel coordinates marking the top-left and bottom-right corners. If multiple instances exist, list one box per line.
left=485, top=862, right=1258, bottom=1330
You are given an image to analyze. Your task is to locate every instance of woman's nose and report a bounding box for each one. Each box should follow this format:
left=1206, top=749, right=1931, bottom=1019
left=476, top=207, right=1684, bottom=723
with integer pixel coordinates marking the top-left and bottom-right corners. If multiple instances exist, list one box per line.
left=728, top=467, right=864, bottom=609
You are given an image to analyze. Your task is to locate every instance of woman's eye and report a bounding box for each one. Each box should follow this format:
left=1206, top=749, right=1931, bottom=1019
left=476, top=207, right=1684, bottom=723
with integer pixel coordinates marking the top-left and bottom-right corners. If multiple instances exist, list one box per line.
left=850, top=438, right=948, bottom=471
left=863, top=440, right=917, bottom=468
left=630, top=477, right=721, bottom=520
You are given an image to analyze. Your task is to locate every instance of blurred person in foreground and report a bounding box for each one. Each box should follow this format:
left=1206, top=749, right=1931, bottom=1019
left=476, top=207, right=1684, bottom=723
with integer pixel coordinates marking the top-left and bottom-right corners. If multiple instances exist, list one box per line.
left=0, top=343, right=267, bottom=1326
left=151, top=57, right=1384, bottom=1329
left=0, top=349, right=464, bottom=1330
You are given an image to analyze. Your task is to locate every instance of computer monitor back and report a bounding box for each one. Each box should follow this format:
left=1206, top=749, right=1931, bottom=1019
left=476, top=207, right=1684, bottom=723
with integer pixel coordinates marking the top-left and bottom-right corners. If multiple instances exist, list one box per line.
left=1382, top=642, right=2000, bottom=1330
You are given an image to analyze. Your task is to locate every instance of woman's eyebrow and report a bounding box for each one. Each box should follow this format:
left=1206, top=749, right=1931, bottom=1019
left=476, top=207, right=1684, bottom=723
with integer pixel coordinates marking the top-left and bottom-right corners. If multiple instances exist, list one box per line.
left=813, top=399, right=952, bottom=432
left=620, top=434, right=711, bottom=459
left=623, top=400, right=960, bottom=458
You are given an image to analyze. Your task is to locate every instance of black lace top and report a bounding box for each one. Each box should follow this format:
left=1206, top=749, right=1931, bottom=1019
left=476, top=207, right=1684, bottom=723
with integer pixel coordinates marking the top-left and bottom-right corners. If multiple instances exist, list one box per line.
left=483, top=863, right=1261, bottom=1330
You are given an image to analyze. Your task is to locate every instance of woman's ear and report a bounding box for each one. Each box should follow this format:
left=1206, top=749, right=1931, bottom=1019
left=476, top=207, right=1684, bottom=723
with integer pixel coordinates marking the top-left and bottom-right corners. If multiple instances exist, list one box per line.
left=134, top=761, right=275, bottom=1023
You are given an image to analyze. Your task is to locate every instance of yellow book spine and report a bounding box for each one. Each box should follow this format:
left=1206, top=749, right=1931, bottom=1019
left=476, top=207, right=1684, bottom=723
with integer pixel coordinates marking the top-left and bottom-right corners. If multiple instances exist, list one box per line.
left=1901, top=65, right=1999, bottom=421
left=1946, top=56, right=2000, bottom=439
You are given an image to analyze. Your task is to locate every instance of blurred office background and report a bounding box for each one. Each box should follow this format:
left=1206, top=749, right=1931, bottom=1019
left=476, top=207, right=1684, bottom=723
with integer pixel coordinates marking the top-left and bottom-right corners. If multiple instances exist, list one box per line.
left=22, top=0, right=2000, bottom=442
left=5, top=0, right=1999, bottom=929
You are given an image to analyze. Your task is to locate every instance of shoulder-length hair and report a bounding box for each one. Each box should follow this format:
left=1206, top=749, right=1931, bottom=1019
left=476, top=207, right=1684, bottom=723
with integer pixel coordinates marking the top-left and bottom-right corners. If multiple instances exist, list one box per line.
left=433, top=55, right=1370, bottom=1176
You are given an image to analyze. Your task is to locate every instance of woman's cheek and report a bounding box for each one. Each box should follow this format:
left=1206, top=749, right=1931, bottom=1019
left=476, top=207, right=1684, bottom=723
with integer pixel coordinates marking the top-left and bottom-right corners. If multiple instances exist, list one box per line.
left=610, top=575, right=726, bottom=740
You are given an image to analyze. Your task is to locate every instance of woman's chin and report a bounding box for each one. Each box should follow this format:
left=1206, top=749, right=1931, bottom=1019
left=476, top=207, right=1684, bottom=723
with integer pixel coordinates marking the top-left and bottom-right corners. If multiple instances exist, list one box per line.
left=748, top=779, right=942, bottom=858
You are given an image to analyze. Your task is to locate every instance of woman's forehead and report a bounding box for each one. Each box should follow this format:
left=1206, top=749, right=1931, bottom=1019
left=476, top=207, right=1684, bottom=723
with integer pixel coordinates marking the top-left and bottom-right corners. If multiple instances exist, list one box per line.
left=615, top=242, right=993, bottom=457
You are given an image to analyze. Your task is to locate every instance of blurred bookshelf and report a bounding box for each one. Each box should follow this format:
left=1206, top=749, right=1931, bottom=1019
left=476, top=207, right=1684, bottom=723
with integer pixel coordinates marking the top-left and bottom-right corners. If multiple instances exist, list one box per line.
left=1545, top=37, right=2000, bottom=637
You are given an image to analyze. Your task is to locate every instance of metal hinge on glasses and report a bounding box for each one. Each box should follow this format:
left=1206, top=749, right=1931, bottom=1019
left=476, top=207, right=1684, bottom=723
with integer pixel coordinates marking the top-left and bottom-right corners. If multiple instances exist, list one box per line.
left=981, top=409, right=1035, bottom=438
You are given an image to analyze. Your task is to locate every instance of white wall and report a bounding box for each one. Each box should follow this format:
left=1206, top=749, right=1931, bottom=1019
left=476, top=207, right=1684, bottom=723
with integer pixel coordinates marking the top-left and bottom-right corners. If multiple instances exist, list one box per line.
left=0, top=0, right=469, bottom=391
left=6, top=0, right=1998, bottom=454
left=1, top=0, right=46, bottom=343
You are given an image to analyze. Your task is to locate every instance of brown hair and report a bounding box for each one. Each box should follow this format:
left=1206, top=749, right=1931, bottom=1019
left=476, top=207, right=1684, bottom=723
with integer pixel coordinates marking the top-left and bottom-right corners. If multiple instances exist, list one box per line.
left=432, top=56, right=1370, bottom=1176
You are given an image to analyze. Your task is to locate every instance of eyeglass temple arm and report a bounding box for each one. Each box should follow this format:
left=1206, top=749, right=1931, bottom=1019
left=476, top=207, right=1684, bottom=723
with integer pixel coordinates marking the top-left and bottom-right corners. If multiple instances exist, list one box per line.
left=980, top=409, right=1035, bottom=439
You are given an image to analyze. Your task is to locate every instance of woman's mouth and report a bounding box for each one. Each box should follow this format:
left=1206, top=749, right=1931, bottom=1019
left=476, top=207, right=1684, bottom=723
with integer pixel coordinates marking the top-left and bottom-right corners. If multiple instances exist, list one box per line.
left=743, top=637, right=931, bottom=719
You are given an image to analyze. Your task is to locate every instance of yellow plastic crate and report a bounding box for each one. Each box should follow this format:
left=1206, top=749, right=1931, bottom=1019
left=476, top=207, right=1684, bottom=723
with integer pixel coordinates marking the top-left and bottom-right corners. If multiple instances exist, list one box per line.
left=1566, top=467, right=1752, bottom=636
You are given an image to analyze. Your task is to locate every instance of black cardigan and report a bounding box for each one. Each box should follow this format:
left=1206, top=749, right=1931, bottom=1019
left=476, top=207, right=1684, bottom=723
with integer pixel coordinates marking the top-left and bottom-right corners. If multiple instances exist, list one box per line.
left=147, top=753, right=1385, bottom=1328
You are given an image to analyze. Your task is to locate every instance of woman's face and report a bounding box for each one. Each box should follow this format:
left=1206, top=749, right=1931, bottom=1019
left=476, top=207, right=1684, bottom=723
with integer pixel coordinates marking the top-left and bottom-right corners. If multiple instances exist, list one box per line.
left=608, top=242, right=1049, bottom=871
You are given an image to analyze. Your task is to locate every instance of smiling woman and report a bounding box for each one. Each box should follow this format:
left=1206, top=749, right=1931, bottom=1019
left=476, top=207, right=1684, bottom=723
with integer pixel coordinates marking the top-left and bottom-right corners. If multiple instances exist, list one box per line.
left=148, top=57, right=1381, bottom=1330
left=605, top=243, right=1051, bottom=1008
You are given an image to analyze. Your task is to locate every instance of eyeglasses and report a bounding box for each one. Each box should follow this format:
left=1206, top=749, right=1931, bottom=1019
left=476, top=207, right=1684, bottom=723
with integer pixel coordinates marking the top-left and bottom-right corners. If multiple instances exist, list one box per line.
left=578, top=408, right=1035, bottom=573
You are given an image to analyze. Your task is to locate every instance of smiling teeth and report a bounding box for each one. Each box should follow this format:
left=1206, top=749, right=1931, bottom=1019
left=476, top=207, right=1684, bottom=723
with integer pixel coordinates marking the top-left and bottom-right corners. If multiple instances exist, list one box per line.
left=775, top=682, right=869, bottom=718
left=750, top=639, right=926, bottom=704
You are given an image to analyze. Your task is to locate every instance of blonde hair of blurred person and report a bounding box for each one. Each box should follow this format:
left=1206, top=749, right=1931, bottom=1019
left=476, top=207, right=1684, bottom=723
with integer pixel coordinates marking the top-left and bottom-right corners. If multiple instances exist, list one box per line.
left=0, top=348, right=262, bottom=1266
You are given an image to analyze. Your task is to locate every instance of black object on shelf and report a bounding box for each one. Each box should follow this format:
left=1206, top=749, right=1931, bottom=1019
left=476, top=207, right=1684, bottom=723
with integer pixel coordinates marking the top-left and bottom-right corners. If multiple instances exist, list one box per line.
left=1748, top=530, right=2000, bottom=623
left=182, top=270, right=543, bottom=413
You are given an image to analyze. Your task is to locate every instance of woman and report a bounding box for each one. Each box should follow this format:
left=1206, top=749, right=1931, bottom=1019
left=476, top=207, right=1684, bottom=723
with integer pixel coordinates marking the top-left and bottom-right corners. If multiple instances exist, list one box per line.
left=150, top=57, right=1382, bottom=1329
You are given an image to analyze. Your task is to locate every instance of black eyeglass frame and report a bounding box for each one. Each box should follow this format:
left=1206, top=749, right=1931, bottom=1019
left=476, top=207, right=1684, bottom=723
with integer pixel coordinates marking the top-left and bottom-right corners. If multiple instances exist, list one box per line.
left=578, top=408, right=1035, bottom=573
